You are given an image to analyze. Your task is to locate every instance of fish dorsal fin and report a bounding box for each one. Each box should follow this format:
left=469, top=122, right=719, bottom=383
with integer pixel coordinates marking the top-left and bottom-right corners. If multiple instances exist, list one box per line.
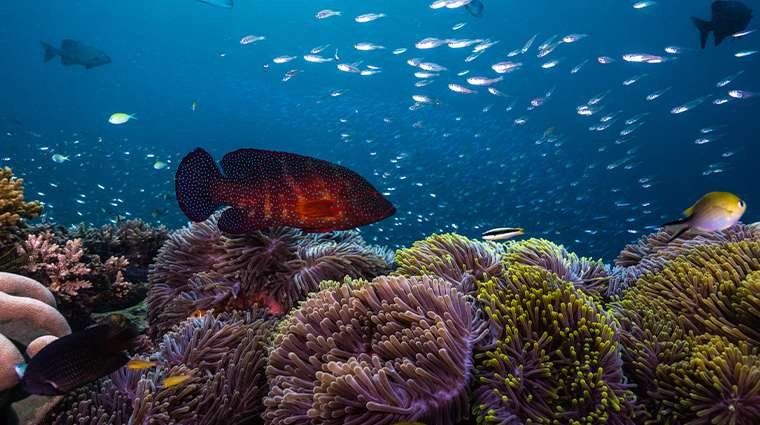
left=296, top=200, right=339, bottom=218
left=683, top=205, right=695, bottom=216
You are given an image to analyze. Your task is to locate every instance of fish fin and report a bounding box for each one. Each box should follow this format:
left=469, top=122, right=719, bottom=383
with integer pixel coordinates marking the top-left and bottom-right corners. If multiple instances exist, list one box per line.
left=218, top=208, right=268, bottom=234
left=295, top=200, right=340, bottom=219
left=40, top=41, right=59, bottom=62
left=175, top=147, right=225, bottom=222
left=714, top=31, right=728, bottom=46
left=690, top=16, right=711, bottom=49
left=61, top=57, right=73, bottom=66
left=662, top=218, right=691, bottom=243
left=86, top=64, right=94, bottom=69
left=683, top=205, right=694, bottom=216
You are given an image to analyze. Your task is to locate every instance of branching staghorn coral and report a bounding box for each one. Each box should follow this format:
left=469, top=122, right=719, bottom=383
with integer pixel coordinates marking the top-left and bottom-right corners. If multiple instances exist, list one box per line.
left=264, top=275, right=485, bottom=425
left=44, top=308, right=276, bottom=425
left=0, top=166, right=43, bottom=237
left=471, top=264, right=638, bottom=425
left=16, top=231, right=132, bottom=329
left=148, top=213, right=393, bottom=339
left=392, top=233, right=506, bottom=295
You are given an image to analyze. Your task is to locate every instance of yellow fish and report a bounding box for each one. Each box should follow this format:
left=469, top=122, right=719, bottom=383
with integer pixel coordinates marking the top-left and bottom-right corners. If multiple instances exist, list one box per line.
left=481, top=227, right=524, bottom=241
left=125, top=359, right=158, bottom=369
left=109, top=113, right=137, bottom=124
left=663, top=191, right=746, bottom=242
left=159, top=374, right=193, bottom=388
left=192, top=102, right=196, bottom=112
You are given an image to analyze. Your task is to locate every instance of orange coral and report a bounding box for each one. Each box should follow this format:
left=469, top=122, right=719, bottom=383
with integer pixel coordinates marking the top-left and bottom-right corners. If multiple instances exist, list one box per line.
left=0, top=166, right=43, bottom=233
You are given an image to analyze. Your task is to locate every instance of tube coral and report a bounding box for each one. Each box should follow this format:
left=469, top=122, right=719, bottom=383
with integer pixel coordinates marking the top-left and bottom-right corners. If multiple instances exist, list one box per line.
left=392, top=233, right=505, bottom=295
left=148, top=213, right=392, bottom=339
left=0, top=166, right=43, bottom=236
left=471, top=264, right=637, bottom=424
left=264, top=275, right=485, bottom=425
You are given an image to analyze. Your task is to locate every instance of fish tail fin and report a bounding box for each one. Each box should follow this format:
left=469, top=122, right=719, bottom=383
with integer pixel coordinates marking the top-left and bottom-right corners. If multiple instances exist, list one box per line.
left=690, top=16, right=711, bottom=49
left=662, top=218, right=690, bottom=243
left=40, top=41, right=59, bottom=62
left=130, top=114, right=138, bottom=120
left=175, top=147, right=225, bottom=222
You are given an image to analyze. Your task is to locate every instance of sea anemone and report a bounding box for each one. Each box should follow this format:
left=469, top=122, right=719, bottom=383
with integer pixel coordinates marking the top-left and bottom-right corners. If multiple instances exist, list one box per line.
left=392, top=233, right=506, bottom=295
left=504, top=238, right=612, bottom=300
left=147, top=213, right=392, bottom=339
left=264, top=275, right=485, bottom=425
left=44, top=309, right=276, bottom=425
left=654, top=336, right=760, bottom=424
left=609, top=223, right=759, bottom=298
left=471, top=264, right=637, bottom=424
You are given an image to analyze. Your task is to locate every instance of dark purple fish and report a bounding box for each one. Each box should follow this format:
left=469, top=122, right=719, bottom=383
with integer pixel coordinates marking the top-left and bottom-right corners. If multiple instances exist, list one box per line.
left=175, top=147, right=395, bottom=234
left=19, top=324, right=139, bottom=395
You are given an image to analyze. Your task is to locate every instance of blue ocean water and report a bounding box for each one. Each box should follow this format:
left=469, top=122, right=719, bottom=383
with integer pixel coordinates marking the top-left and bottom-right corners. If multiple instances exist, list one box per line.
left=1, top=0, right=757, bottom=261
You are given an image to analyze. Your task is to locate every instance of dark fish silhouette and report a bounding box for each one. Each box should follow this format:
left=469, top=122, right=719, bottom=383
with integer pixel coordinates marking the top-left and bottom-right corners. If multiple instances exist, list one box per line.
left=18, top=324, right=139, bottom=395
left=691, top=1, right=753, bottom=49
left=465, top=0, right=483, bottom=17
left=40, top=40, right=111, bottom=69
left=175, top=147, right=396, bottom=234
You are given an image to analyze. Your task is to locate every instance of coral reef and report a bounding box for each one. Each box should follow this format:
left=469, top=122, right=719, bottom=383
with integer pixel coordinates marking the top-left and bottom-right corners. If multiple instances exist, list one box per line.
left=15, top=232, right=132, bottom=330
left=44, top=307, right=276, bottom=425
left=0, top=166, right=43, bottom=238
left=265, top=275, right=485, bottom=425
left=0, top=272, right=69, bottom=424
left=471, top=264, right=637, bottom=424
left=392, top=232, right=505, bottom=295
left=147, top=213, right=393, bottom=339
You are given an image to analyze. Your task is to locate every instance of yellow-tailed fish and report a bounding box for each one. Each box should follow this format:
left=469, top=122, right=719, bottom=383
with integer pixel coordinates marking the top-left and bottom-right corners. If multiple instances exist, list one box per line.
left=192, top=102, right=196, bottom=112
left=109, top=113, right=137, bottom=124
left=125, top=359, right=158, bottom=369
left=481, top=227, right=524, bottom=241
left=662, top=191, right=746, bottom=242
left=159, top=374, right=193, bottom=388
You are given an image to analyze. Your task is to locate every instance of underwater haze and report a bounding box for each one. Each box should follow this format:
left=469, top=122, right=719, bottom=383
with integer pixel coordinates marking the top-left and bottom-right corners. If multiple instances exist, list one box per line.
left=1, top=0, right=758, bottom=260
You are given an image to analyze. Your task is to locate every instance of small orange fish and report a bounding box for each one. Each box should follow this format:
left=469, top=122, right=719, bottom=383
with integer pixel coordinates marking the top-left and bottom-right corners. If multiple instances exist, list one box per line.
left=159, top=374, right=193, bottom=388
left=125, top=359, right=158, bottom=369
left=190, top=309, right=207, bottom=319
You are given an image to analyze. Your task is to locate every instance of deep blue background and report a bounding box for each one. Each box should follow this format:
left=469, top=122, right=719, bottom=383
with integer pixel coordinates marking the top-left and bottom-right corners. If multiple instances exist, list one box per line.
left=1, top=0, right=758, bottom=261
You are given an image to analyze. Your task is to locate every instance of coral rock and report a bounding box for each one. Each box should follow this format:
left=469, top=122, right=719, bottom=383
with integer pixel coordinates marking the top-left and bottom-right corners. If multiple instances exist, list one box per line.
left=0, top=290, right=71, bottom=346
left=0, top=166, right=43, bottom=235
left=0, top=333, right=24, bottom=391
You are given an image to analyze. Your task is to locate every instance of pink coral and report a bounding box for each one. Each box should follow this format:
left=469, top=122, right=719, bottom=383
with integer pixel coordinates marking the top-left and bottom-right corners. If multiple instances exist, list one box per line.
left=17, top=232, right=91, bottom=298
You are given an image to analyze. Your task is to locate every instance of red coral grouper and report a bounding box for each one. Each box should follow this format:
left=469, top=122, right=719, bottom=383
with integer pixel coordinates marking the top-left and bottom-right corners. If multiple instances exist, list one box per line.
left=175, top=147, right=396, bottom=234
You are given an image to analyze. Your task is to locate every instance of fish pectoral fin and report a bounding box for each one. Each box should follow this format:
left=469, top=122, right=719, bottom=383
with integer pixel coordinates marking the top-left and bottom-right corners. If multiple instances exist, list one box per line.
left=296, top=200, right=340, bottom=219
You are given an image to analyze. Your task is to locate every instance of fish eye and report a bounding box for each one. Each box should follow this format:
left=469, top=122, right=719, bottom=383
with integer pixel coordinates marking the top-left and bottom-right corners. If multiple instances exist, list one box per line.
left=373, top=191, right=382, bottom=199
left=739, top=200, right=746, bottom=208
